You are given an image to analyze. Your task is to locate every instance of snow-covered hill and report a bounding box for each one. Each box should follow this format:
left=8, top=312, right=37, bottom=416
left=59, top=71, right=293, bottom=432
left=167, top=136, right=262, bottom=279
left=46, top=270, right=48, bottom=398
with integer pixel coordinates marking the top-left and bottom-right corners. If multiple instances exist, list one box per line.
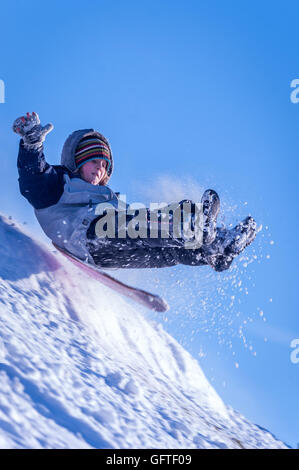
left=0, top=215, right=287, bottom=449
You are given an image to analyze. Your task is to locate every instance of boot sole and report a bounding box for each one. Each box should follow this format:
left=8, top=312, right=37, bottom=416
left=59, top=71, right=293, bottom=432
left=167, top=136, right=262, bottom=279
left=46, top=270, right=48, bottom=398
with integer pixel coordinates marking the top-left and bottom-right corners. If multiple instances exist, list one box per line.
left=201, top=189, right=220, bottom=245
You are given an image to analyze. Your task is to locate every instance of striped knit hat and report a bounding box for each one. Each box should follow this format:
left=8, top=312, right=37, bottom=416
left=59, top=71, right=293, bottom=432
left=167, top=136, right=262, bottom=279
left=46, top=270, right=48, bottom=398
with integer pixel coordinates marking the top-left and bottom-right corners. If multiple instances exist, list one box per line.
left=74, top=136, right=112, bottom=172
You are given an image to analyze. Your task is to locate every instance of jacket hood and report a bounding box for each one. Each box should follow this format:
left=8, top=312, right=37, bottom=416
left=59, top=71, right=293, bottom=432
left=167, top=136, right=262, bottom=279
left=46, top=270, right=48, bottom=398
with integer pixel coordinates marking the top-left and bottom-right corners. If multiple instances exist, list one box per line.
left=61, top=129, right=114, bottom=178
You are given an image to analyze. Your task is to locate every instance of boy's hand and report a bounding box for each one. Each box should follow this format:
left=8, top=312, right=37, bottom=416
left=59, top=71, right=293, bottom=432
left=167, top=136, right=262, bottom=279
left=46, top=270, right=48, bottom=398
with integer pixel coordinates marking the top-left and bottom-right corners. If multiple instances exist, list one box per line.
left=12, top=112, right=53, bottom=151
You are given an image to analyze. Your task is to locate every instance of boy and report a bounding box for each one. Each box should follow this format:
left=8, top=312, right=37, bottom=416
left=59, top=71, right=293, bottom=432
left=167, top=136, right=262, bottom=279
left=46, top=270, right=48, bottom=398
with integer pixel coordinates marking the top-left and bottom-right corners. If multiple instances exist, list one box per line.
left=13, top=112, right=256, bottom=271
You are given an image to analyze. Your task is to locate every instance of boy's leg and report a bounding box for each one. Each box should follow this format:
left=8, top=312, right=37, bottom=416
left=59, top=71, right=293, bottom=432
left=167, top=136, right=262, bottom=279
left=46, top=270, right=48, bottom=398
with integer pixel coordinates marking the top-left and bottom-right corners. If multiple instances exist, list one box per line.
left=87, top=243, right=209, bottom=270
left=85, top=201, right=256, bottom=271
left=201, top=189, right=220, bottom=245
left=86, top=207, right=210, bottom=269
left=86, top=206, right=191, bottom=251
left=87, top=192, right=220, bottom=251
left=87, top=245, right=178, bottom=269
left=202, top=216, right=257, bottom=272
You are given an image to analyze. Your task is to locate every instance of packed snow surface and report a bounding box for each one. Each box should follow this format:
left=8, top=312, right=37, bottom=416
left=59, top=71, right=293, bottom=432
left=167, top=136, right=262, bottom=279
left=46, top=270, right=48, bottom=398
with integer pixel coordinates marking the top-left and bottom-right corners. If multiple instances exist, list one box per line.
left=0, top=215, right=287, bottom=448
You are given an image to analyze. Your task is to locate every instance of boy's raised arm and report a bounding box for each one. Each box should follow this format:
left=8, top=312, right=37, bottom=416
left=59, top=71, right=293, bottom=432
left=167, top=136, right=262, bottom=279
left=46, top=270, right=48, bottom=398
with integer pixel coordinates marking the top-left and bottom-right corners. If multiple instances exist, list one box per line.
left=13, top=112, right=65, bottom=210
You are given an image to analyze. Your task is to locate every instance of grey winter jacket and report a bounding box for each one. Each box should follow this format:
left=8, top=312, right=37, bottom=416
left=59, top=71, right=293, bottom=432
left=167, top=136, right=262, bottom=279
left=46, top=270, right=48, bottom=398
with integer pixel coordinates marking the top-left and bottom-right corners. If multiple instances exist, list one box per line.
left=35, top=174, right=126, bottom=260
left=18, top=128, right=125, bottom=260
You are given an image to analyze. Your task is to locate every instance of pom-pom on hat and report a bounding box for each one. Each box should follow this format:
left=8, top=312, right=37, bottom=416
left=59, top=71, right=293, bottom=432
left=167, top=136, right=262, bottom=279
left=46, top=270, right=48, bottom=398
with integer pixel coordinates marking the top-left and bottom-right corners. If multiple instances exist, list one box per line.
left=74, top=135, right=112, bottom=171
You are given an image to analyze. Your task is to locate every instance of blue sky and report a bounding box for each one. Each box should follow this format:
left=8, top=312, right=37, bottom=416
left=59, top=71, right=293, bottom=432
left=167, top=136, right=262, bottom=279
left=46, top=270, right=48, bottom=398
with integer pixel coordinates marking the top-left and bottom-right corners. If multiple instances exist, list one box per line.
left=0, top=0, right=298, bottom=447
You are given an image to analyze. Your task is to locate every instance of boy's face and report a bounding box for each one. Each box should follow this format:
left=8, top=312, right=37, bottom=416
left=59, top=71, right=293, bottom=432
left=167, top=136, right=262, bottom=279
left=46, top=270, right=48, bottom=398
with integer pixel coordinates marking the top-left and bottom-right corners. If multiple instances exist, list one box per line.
left=79, top=159, right=108, bottom=185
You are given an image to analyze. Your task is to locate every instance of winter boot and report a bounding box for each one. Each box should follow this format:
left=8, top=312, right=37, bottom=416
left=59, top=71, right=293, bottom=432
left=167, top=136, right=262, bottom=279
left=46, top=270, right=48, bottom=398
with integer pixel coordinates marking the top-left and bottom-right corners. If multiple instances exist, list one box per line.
left=204, top=216, right=257, bottom=272
left=201, top=189, right=220, bottom=245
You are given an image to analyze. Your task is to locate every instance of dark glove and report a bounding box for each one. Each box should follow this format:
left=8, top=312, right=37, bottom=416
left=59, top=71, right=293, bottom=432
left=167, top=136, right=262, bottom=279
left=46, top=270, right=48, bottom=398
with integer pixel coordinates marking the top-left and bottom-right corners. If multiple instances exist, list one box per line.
left=12, top=112, right=53, bottom=151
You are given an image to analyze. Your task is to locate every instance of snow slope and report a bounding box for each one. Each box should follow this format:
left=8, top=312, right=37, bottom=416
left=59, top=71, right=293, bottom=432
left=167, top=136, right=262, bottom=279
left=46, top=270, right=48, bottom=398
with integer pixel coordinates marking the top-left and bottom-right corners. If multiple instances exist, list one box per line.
left=0, top=215, right=288, bottom=449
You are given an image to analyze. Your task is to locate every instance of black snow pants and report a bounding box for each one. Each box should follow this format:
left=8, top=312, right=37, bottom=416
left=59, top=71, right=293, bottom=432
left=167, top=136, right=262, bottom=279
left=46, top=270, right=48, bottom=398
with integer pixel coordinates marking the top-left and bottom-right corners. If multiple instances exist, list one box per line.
left=86, top=201, right=211, bottom=270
